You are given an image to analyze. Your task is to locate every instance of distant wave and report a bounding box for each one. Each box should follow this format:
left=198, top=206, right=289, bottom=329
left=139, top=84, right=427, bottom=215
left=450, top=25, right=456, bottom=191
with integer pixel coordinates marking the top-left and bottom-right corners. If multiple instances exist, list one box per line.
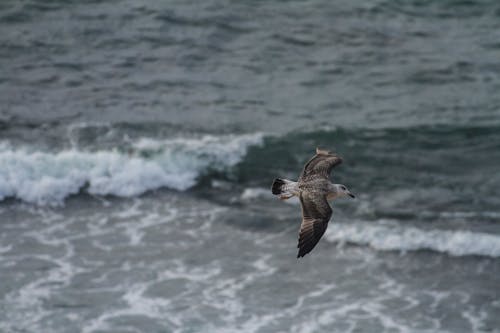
left=326, top=222, right=500, bottom=258
left=0, top=133, right=263, bottom=205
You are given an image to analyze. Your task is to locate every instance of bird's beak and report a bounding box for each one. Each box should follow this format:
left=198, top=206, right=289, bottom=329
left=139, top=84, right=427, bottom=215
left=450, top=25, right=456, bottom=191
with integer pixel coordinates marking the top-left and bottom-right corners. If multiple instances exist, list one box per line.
left=348, top=192, right=355, bottom=199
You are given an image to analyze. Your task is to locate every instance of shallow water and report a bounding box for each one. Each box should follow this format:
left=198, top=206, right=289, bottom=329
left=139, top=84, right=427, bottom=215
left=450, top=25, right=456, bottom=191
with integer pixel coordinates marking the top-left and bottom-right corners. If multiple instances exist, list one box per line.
left=1, top=0, right=500, bottom=332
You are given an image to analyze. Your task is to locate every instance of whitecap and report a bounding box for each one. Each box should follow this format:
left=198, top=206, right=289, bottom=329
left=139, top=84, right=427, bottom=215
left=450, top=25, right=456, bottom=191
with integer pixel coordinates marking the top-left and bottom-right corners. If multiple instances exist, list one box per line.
left=240, top=187, right=274, bottom=201
left=326, top=221, right=500, bottom=257
left=0, top=133, right=264, bottom=205
left=240, top=187, right=300, bottom=205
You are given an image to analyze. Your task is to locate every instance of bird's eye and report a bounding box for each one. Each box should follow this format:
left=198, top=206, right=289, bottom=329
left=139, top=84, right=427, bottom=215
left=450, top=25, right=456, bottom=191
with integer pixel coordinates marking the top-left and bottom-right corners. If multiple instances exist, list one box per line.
left=341, top=186, right=346, bottom=190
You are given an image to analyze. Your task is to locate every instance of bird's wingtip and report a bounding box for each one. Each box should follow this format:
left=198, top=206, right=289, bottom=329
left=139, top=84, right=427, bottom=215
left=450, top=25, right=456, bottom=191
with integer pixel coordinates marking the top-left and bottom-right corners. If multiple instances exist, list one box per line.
left=296, top=249, right=307, bottom=258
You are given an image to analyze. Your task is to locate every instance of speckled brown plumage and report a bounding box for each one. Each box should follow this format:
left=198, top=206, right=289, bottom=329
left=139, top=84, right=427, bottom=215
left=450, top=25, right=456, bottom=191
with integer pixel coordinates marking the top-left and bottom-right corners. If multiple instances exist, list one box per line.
left=295, top=148, right=342, bottom=257
left=271, top=147, right=353, bottom=258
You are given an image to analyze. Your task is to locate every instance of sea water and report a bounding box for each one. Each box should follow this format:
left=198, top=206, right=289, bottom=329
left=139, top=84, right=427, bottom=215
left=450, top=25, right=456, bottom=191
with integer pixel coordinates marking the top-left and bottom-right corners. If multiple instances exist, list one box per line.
left=1, top=1, right=500, bottom=332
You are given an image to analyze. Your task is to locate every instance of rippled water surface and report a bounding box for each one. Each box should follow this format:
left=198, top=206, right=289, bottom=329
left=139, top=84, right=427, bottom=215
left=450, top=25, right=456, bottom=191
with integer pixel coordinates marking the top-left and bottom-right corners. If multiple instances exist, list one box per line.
left=1, top=0, right=500, bottom=332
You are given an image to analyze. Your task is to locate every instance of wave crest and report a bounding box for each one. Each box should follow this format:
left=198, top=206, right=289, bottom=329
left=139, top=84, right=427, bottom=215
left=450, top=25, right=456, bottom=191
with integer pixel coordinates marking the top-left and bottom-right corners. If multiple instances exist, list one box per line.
left=326, top=221, right=500, bottom=257
left=0, top=133, right=263, bottom=205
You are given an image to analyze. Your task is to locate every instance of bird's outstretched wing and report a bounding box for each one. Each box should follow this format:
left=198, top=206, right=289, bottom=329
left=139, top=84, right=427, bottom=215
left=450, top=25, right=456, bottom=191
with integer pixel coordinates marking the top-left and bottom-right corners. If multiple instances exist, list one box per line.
left=299, top=148, right=342, bottom=182
left=297, top=191, right=333, bottom=258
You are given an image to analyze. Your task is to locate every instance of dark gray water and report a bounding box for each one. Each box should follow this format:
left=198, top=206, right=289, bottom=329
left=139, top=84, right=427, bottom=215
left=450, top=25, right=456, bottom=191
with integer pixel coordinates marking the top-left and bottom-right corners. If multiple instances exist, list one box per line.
left=1, top=1, right=500, bottom=332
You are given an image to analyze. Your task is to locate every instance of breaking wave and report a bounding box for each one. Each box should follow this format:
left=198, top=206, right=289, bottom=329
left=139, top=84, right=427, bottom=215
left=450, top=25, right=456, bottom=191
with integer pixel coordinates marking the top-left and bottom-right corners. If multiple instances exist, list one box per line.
left=326, top=221, right=500, bottom=258
left=0, top=133, right=264, bottom=205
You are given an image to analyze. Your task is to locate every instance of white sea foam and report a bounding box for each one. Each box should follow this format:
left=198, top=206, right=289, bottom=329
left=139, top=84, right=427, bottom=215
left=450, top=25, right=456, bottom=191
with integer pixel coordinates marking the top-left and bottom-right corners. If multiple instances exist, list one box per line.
left=421, top=210, right=500, bottom=219
left=240, top=187, right=300, bottom=205
left=0, top=133, right=263, bottom=205
left=240, top=187, right=274, bottom=201
left=326, top=221, right=500, bottom=257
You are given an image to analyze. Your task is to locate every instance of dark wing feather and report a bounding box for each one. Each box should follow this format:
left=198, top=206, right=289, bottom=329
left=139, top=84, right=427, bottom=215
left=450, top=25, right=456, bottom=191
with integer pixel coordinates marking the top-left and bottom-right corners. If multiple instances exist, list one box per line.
left=299, top=148, right=342, bottom=182
left=297, top=191, right=333, bottom=258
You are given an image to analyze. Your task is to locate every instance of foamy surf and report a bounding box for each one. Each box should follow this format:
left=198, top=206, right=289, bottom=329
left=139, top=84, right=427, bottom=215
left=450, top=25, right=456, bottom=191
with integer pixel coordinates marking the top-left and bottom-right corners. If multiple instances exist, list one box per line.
left=0, top=133, right=264, bottom=205
left=326, top=221, right=500, bottom=258
left=240, top=187, right=300, bottom=205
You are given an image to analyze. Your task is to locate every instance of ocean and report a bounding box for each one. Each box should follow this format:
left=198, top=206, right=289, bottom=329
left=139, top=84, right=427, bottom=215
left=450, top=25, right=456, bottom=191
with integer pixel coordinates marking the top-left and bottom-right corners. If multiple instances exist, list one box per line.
left=1, top=0, right=500, bottom=332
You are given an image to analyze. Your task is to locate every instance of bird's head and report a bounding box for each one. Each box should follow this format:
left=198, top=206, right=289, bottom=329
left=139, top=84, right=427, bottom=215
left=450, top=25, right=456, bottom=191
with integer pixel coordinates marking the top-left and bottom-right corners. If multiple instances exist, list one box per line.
left=336, top=184, right=355, bottom=199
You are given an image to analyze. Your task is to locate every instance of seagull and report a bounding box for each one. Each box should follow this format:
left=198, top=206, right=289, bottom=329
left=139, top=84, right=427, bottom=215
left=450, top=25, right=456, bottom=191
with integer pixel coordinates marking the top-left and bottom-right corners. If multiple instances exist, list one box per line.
left=271, top=148, right=355, bottom=258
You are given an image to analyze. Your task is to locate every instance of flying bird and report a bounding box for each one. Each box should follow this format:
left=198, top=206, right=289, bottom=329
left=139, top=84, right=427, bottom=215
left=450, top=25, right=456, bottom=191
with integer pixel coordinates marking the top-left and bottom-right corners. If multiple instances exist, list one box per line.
left=271, top=148, right=355, bottom=258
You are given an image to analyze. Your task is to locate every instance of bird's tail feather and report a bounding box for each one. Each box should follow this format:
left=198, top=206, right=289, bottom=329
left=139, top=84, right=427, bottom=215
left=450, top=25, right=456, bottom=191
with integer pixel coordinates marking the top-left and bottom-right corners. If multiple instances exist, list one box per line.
left=271, top=178, right=297, bottom=199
